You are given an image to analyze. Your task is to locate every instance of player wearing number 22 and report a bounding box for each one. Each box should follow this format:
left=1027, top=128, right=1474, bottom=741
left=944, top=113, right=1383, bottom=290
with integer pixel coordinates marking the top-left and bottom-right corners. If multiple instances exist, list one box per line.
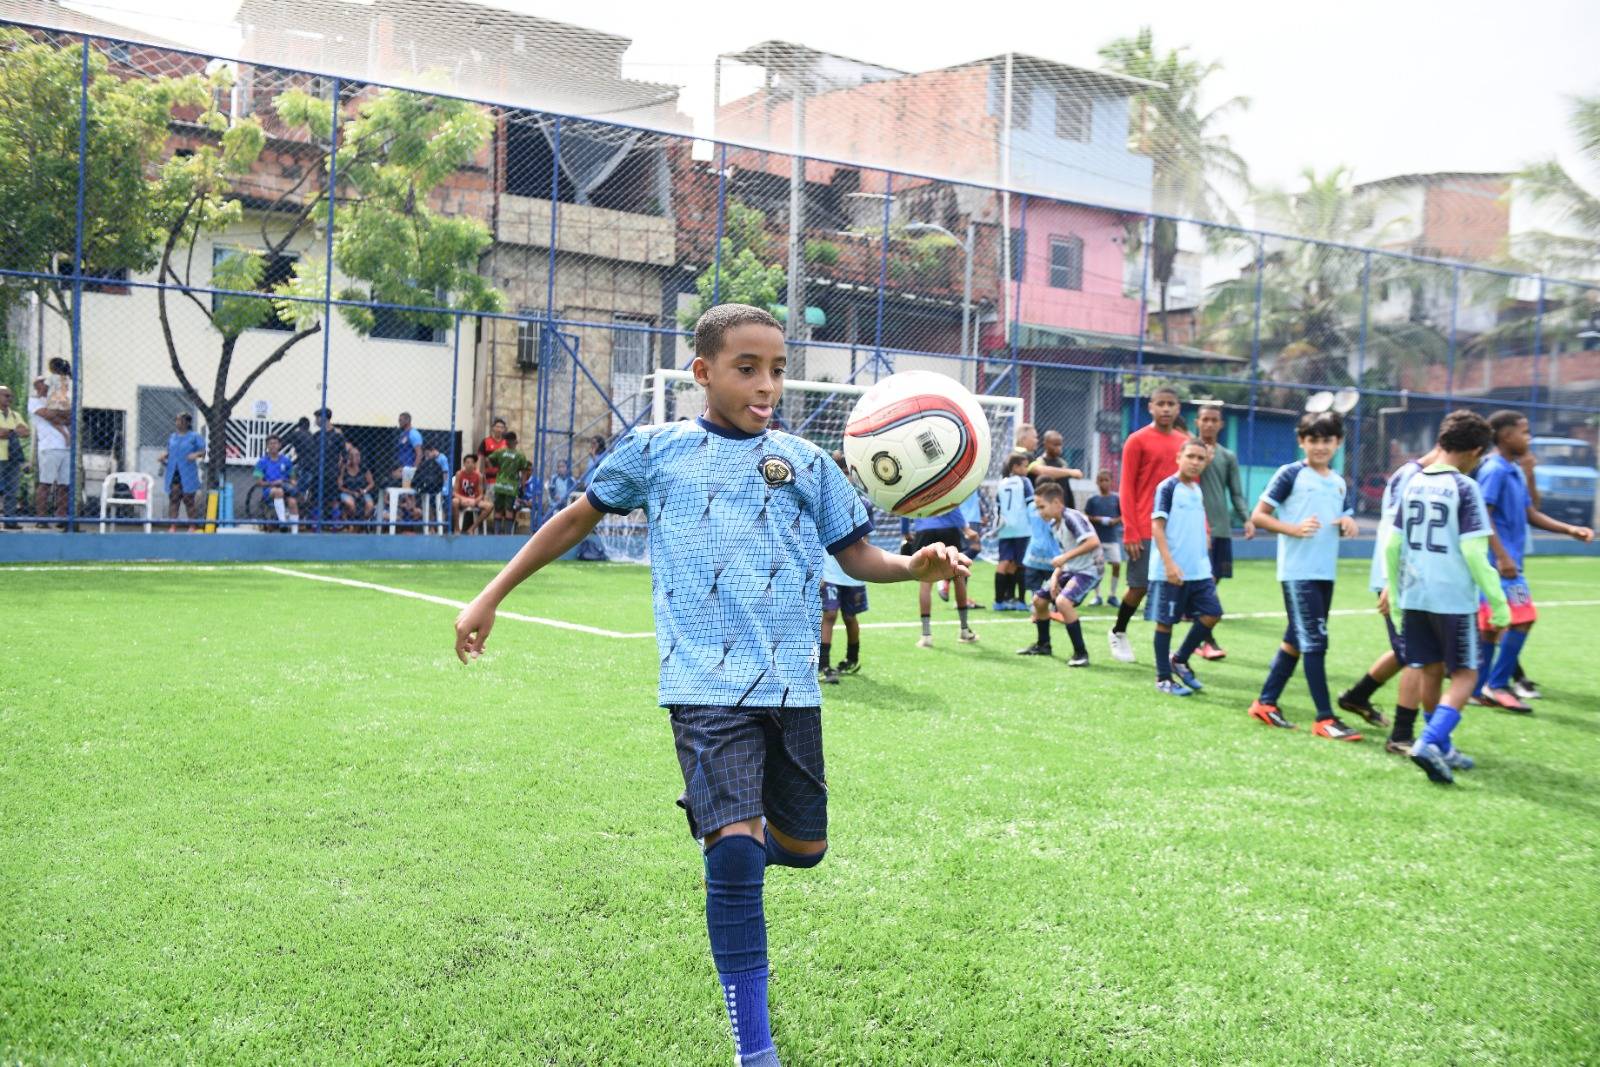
left=453, top=304, right=968, bottom=1067
left=1384, top=410, right=1510, bottom=785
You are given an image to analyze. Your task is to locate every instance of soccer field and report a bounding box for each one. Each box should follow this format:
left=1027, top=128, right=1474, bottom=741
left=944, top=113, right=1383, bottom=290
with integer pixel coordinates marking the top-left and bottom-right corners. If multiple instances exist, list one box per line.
left=3, top=557, right=1598, bottom=1065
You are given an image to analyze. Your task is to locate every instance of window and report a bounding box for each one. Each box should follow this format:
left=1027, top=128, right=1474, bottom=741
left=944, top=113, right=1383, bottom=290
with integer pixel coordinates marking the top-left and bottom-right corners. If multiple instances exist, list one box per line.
left=612, top=316, right=653, bottom=378
left=1049, top=235, right=1084, bottom=290
left=106, top=42, right=132, bottom=66
left=212, top=248, right=298, bottom=331
left=1011, top=85, right=1031, bottom=130
left=370, top=296, right=446, bottom=343
left=1010, top=228, right=1027, bottom=282
left=1055, top=94, right=1090, bottom=142
left=515, top=310, right=547, bottom=371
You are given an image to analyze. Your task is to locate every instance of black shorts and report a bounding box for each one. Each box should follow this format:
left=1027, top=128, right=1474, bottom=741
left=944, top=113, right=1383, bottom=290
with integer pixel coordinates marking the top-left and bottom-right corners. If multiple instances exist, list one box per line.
left=997, top=536, right=1030, bottom=564
left=669, top=704, right=827, bottom=841
left=1384, top=611, right=1405, bottom=660
left=1209, top=536, right=1234, bottom=580
left=1024, top=566, right=1055, bottom=601
left=1281, top=579, right=1334, bottom=654
left=907, top=527, right=961, bottom=554
left=821, top=583, right=868, bottom=616
left=1402, top=610, right=1479, bottom=674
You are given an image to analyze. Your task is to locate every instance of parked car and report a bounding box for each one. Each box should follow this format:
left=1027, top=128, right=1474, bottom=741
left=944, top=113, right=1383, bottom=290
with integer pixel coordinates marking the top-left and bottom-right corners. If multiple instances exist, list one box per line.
left=1530, top=436, right=1597, bottom=526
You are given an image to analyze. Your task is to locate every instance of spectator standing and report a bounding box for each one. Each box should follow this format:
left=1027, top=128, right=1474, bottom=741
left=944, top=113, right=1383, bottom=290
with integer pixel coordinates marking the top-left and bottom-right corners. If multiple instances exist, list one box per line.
left=1194, top=404, right=1254, bottom=659
left=579, top=435, right=607, bottom=487
left=38, top=357, right=73, bottom=430
left=303, top=408, right=347, bottom=522
left=1025, top=426, right=1084, bottom=510
left=282, top=417, right=314, bottom=483
left=0, top=385, right=30, bottom=527
left=1108, top=386, right=1188, bottom=663
left=486, top=432, right=531, bottom=534
left=478, top=417, right=508, bottom=483
left=27, top=377, right=70, bottom=529
left=158, top=412, right=206, bottom=531
left=391, top=411, right=423, bottom=488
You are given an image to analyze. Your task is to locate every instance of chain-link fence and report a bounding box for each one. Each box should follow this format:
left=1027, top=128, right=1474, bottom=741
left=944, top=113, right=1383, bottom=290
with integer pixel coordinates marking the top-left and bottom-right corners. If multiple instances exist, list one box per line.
left=2, top=21, right=1596, bottom=540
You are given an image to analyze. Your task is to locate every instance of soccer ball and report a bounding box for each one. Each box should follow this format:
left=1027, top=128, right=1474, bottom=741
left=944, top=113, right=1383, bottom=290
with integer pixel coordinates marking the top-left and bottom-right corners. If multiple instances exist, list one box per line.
left=842, top=370, right=991, bottom=518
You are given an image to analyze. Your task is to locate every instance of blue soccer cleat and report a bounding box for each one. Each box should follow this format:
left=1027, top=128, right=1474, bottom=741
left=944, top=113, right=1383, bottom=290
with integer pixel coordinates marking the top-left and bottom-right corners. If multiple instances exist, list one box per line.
left=1156, top=678, right=1194, bottom=698
left=1443, top=747, right=1475, bottom=771
left=1410, top=740, right=1456, bottom=784
left=1169, top=657, right=1203, bottom=691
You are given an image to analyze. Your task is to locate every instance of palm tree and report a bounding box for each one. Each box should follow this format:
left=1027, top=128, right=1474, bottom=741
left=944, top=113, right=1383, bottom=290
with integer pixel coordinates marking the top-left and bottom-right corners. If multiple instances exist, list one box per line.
left=1098, top=27, right=1251, bottom=342
left=1514, top=93, right=1600, bottom=280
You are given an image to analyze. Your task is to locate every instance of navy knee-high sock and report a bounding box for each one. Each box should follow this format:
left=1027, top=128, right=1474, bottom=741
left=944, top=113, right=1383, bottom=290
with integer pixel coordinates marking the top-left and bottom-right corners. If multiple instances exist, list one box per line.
left=1063, top=619, right=1086, bottom=655
left=1303, top=651, right=1333, bottom=719
left=1153, top=628, right=1173, bottom=680
left=1175, top=622, right=1211, bottom=664
left=1260, top=649, right=1299, bottom=705
left=704, top=835, right=773, bottom=1061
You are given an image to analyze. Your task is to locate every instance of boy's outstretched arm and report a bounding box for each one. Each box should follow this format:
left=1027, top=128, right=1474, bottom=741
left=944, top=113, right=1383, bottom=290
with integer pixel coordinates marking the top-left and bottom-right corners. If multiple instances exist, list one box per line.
left=836, top=537, right=969, bottom=584
left=1465, top=549, right=1511, bottom=630
left=454, top=496, right=605, bottom=662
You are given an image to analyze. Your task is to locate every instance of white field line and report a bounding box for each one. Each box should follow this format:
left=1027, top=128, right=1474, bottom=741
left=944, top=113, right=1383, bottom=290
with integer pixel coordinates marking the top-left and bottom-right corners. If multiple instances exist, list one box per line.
left=0, top=563, right=249, bottom=572
left=261, top=566, right=655, bottom=639
left=855, top=600, right=1600, bottom=631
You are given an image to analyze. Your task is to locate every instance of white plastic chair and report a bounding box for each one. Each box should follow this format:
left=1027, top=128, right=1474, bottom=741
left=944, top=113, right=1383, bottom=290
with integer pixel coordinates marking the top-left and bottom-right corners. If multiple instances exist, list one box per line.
left=99, top=471, right=155, bottom=533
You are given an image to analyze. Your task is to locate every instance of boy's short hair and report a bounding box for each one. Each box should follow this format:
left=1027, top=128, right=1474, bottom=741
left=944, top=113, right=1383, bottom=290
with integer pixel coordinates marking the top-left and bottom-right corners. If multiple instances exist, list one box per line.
left=48, top=356, right=71, bottom=374
left=1035, top=481, right=1065, bottom=504
left=1296, top=411, right=1345, bottom=440
left=1437, top=409, right=1492, bottom=453
left=463, top=452, right=478, bottom=462
left=265, top=434, right=281, bottom=445
left=1488, top=409, right=1526, bottom=441
left=1150, top=385, right=1180, bottom=401
left=1180, top=434, right=1210, bottom=454
left=176, top=412, right=192, bottom=426
left=502, top=431, right=518, bottom=445
left=1095, top=468, right=1113, bottom=480
left=1004, top=451, right=1029, bottom=474
left=694, top=303, right=782, bottom=361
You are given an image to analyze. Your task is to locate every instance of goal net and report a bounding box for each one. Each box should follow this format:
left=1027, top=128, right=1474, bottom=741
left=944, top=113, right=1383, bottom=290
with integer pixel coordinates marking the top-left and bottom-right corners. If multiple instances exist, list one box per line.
left=590, top=369, right=1024, bottom=565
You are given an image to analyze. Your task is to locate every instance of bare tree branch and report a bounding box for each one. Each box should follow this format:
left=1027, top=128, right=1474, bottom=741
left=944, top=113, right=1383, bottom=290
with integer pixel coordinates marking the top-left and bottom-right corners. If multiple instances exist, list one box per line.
left=226, top=324, right=321, bottom=410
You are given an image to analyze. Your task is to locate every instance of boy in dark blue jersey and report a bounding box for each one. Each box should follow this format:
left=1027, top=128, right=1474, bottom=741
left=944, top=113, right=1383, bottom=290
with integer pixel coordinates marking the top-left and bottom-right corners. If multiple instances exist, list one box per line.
left=1084, top=469, right=1122, bottom=606
left=454, top=304, right=966, bottom=1067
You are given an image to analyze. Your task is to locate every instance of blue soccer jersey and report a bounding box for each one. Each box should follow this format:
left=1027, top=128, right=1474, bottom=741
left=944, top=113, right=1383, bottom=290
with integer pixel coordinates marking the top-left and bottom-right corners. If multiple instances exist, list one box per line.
left=1369, top=459, right=1423, bottom=592
left=255, top=454, right=294, bottom=485
left=1260, top=461, right=1350, bottom=582
left=1023, top=511, right=1076, bottom=571
left=1150, top=475, right=1212, bottom=582
left=994, top=475, right=1034, bottom=538
left=1391, top=464, right=1492, bottom=615
left=1476, top=453, right=1530, bottom=574
left=586, top=417, right=870, bottom=707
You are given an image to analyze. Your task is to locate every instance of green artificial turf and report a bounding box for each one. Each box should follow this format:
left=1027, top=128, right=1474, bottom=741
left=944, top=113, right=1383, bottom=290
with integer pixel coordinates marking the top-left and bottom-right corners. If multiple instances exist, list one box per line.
left=2, top=557, right=1597, bottom=1065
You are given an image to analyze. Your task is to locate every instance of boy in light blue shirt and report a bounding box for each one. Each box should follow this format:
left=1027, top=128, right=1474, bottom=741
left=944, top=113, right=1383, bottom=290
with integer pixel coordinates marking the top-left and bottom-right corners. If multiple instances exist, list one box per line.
left=1383, top=410, right=1509, bottom=784
left=453, top=304, right=967, bottom=1067
left=1248, top=411, right=1363, bottom=739
left=990, top=451, right=1035, bottom=610
left=1147, top=437, right=1223, bottom=696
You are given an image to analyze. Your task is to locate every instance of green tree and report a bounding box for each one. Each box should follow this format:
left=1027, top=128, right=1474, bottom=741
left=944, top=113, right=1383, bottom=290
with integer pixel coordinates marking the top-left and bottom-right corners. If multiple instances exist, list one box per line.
left=152, top=76, right=504, bottom=481
left=1515, top=93, right=1600, bottom=279
left=681, top=200, right=784, bottom=327
left=1099, top=27, right=1251, bottom=342
left=0, top=32, right=201, bottom=323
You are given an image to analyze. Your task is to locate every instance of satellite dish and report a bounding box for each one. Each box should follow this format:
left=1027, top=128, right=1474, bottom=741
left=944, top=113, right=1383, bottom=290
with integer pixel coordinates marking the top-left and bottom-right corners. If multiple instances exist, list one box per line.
left=1304, top=391, right=1335, bottom=413
left=1332, top=388, right=1360, bottom=415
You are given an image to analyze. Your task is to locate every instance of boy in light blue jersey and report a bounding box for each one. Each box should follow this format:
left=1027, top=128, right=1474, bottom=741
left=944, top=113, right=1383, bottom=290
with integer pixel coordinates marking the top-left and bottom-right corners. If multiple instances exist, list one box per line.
left=1247, top=411, right=1363, bottom=740
left=819, top=451, right=873, bottom=683
left=990, top=452, right=1035, bottom=610
left=1147, top=437, right=1223, bottom=697
left=1014, top=481, right=1100, bottom=665
left=453, top=304, right=967, bottom=1067
left=1383, top=409, right=1508, bottom=784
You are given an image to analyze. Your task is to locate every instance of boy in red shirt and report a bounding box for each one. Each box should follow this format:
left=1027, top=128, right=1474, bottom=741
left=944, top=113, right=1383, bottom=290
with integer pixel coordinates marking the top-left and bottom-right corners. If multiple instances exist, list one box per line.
left=1109, top=385, right=1187, bottom=663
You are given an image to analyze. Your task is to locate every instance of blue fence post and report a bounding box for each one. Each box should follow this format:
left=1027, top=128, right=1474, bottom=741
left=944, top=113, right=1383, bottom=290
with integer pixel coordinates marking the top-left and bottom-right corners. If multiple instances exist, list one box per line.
left=1131, top=214, right=1153, bottom=432
left=873, top=173, right=891, bottom=381
left=1243, top=235, right=1266, bottom=501
left=65, top=35, right=89, bottom=533
left=446, top=311, right=461, bottom=535
left=536, top=116, right=562, bottom=516
left=1350, top=250, right=1371, bottom=506
left=313, top=77, right=341, bottom=534
left=1530, top=276, right=1545, bottom=410
left=710, top=142, right=727, bottom=311
left=1445, top=264, right=1460, bottom=406
left=1008, top=193, right=1027, bottom=409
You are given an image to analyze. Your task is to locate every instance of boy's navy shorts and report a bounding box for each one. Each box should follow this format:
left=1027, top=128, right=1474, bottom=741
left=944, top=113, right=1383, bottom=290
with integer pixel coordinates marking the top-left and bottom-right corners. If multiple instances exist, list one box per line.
left=1209, top=536, right=1234, bottom=579
left=1024, top=566, right=1055, bottom=600
left=1281, top=579, right=1334, bottom=653
left=1402, top=610, right=1479, bottom=674
left=997, top=536, right=1029, bottom=564
left=1146, top=577, right=1223, bottom=626
left=1384, top=611, right=1405, bottom=660
left=821, top=582, right=868, bottom=616
left=669, top=705, right=827, bottom=841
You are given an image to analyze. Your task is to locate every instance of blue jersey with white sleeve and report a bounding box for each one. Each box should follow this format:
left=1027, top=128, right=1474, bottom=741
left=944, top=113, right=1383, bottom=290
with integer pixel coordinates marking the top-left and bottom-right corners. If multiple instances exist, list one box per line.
left=994, top=475, right=1034, bottom=538
left=586, top=416, right=871, bottom=707
left=1370, top=459, right=1423, bottom=592
left=1260, top=461, right=1349, bottom=582
left=1392, top=465, right=1492, bottom=614
left=1475, top=453, right=1530, bottom=574
left=1150, top=475, right=1212, bottom=581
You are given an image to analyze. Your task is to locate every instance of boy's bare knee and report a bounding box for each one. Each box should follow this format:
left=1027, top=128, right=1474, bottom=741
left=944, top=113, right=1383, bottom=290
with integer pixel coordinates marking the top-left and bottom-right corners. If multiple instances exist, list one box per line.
left=705, top=818, right=763, bottom=847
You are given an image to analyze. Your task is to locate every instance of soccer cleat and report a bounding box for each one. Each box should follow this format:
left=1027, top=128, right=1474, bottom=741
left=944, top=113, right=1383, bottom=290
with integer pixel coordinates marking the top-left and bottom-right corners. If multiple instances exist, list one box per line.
left=1248, top=701, right=1297, bottom=729
left=1409, top=740, right=1456, bottom=785
left=958, top=628, right=979, bottom=644
left=1482, top=687, right=1532, bottom=714
left=1090, top=595, right=1104, bottom=607
left=1442, top=747, right=1475, bottom=771
left=1469, top=690, right=1498, bottom=708
left=937, top=579, right=950, bottom=601
left=1312, top=717, right=1363, bottom=742
left=1011, top=599, right=1032, bottom=612
left=916, top=635, right=934, bottom=649
left=1337, top=691, right=1390, bottom=728
left=1169, top=658, right=1204, bottom=691
left=1107, top=630, right=1136, bottom=663
left=820, top=667, right=840, bottom=685
left=963, top=601, right=987, bottom=610
left=1016, top=643, right=1052, bottom=656
left=1156, top=678, right=1194, bottom=697
left=1067, top=652, right=1090, bottom=668
left=1107, top=595, right=1121, bottom=608
left=1384, top=738, right=1413, bottom=756
left=1196, top=641, right=1227, bottom=661
left=836, top=658, right=860, bottom=675
left=1511, top=678, right=1541, bottom=701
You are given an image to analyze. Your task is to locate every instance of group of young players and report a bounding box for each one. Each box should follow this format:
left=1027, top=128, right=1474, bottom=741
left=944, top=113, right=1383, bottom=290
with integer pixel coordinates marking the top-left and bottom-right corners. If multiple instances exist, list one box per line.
left=453, top=304, right=1592, bottom=1067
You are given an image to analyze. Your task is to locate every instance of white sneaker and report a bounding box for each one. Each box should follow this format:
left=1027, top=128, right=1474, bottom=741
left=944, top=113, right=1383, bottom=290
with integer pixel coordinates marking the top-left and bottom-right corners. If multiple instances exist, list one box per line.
left=916, top=635, right=934, bottom=648
left=958, top=628, right=979, bottom=644
left=1108, top=629, right=1135, bottom=663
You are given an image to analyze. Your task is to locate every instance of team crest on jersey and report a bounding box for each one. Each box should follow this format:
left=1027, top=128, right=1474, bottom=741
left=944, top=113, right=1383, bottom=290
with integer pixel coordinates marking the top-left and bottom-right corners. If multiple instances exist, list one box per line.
left=760, top=455, right=794, bottom=486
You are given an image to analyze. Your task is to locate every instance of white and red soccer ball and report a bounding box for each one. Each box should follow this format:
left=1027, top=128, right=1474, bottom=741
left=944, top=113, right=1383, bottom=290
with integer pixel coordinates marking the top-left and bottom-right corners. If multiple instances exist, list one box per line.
left=842, top=370, right=991, bottom=518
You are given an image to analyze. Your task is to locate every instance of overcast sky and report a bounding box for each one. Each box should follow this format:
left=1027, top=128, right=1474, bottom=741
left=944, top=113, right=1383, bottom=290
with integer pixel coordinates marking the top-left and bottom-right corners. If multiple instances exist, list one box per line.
left=71, top=0, right=1599, bottom=193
